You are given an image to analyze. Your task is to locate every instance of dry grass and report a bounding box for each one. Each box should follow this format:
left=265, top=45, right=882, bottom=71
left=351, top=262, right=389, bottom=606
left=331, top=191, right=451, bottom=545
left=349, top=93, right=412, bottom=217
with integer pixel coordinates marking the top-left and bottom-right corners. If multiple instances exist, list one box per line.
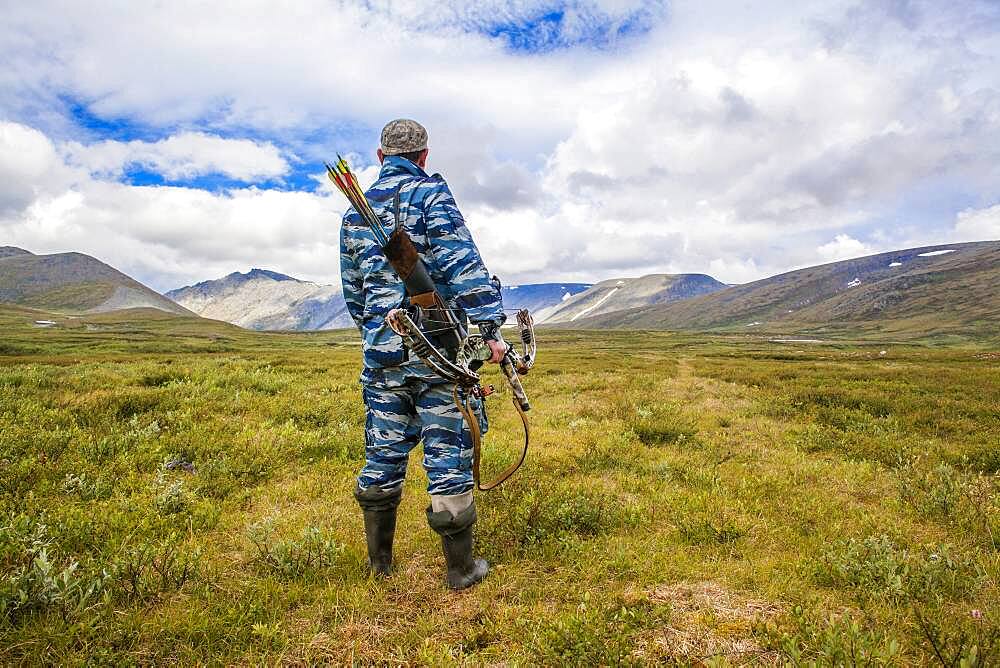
left=643, top=581, right=781, bottom=665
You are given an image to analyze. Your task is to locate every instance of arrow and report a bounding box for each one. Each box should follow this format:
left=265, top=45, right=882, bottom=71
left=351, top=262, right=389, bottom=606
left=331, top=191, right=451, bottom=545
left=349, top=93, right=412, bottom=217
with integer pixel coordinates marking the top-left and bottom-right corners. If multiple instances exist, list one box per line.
left=325, top=155, right=390, bottom=245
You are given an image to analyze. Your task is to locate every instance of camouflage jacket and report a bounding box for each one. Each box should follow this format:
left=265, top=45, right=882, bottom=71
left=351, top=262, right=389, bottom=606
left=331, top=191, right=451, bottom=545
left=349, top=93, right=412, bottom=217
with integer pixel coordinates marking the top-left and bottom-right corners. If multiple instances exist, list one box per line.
left=340, top=155, right=504, bottom=369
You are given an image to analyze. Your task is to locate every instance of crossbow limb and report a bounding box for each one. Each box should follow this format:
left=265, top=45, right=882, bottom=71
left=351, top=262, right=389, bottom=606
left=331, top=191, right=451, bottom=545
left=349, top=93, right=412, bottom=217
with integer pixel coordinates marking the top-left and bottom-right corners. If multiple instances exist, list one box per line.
left=387, top=306, right=537, bottom=490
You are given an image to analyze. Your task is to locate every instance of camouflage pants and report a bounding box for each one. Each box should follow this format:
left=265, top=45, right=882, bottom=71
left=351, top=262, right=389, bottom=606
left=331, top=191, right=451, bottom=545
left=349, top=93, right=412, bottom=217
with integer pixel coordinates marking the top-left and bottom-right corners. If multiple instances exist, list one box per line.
left=358, top=364, right=487, bottom=497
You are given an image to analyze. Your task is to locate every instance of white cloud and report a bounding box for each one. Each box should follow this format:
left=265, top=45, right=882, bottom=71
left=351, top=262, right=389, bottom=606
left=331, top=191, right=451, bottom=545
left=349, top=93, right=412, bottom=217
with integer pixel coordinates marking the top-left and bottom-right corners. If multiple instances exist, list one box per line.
left=0, top=121, right=337, bottom=291
left=816, top=234, right=873, bottom=263
left=61, top=133, right=290, bottom=182
left=1, top=1, right=999, bottom=289
left=953, top=204, right=1000, bottom=241
left=0, top=123, right=79, bottom=214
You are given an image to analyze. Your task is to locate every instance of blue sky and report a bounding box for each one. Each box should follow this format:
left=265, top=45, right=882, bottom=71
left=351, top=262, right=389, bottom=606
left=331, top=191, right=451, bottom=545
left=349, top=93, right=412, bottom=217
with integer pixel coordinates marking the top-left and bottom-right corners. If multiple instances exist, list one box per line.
left=1, top=0, right=999, bottom=291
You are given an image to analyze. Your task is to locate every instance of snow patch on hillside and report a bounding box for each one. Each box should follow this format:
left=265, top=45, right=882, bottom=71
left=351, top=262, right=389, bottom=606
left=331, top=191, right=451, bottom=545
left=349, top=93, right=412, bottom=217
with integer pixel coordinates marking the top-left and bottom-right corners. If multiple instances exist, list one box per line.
left=571, top=287, right=619, bottom=321
left=918, top=249, right=956, bottom=257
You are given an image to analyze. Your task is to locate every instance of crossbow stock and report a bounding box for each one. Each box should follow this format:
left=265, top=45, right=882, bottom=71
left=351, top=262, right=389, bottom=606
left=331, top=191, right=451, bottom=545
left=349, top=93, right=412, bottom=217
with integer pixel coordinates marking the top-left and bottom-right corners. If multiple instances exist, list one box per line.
left=387, top=306, right=536, bottom=491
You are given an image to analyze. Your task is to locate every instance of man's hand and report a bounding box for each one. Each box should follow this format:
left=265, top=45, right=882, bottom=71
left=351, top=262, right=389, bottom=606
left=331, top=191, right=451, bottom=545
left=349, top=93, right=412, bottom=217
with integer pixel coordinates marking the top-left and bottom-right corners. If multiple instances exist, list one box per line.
left=486, top=338, right=508, bottom=364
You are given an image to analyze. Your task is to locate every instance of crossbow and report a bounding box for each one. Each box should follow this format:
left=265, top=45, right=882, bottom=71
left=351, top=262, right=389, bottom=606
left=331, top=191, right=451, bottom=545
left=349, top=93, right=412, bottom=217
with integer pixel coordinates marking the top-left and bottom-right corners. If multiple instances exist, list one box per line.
left=387, top=306, right=536, bottom=490
left=326, top=156, right=537, bottom=491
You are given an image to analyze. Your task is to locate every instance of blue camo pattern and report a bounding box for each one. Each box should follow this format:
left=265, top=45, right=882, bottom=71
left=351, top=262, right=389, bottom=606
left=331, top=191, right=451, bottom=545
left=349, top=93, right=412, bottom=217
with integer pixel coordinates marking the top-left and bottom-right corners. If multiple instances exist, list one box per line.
left=340, top=155, right=505, bottom=369
left=358, top=364, right=488, bottom=496
left=340, top=155, right=500, bottom=495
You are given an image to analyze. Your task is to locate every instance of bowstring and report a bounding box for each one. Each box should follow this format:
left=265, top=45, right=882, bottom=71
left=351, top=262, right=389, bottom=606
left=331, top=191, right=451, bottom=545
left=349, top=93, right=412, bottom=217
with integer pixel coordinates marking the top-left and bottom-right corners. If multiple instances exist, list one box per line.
left=402, top=307, right=530, bottom=315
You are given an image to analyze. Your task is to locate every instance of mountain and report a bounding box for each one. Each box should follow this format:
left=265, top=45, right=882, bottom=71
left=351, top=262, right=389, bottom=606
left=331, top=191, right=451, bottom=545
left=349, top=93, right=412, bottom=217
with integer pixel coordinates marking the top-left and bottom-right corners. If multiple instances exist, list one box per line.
left=0, top=247, right=192, bottom=315
left=501, top=282, right=591, bottom=315
left=562, top=241, right=1000, bottom=340
left=538, top=273, right=727, bottom=323
left=166, top=269, right=352, bottom=331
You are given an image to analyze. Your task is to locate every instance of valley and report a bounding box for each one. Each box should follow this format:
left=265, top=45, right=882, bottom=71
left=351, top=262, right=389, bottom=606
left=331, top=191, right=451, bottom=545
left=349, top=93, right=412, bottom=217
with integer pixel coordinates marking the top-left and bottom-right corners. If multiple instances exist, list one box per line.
left=1, top=307, right=997, bottom=664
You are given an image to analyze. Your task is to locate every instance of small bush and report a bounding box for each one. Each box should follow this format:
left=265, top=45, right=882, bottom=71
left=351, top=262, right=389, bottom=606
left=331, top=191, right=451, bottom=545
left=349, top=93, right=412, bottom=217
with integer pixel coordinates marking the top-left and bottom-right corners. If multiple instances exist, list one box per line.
left=213, top=365, right=289, bottom=395
left=914, top=607, right=1000, bottom=667
left=632, top=405, right=698, bottom=446
left=137, top=371, right=188, bottom=387
left=0, top=516, right=109, bottom=626
left=677, top=515, right=744, bottom=545
left=789, top=421, right=914, bottom=467
left=60, top=472, right=112, bottom=501
left=575, top=433, right=635, bottom=472
left=155, top=474, right=190, bottom=515
left=958, top=446, right=1000, bottom=476
left=765, top=606, right=902, bottom=665
left=112, top=537, right=201, bottom=603
left=525, top=598, right=669, bottom=666
left=897, top=459, right=1000, bottom=550
left=817, top=534, right=977, bottom=603
left=192, top=449, right=275, bottom=500
left=898, top=461, right=966, bottom=519
left=651, top=461, right=719, bottom=489
left=247, top=521, right=346, bottom=578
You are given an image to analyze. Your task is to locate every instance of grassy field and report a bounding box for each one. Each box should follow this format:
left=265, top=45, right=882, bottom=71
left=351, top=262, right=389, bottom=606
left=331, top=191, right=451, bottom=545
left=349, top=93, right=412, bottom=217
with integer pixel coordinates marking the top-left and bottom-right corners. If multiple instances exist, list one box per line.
left=1, top=306, right=998, bottom=665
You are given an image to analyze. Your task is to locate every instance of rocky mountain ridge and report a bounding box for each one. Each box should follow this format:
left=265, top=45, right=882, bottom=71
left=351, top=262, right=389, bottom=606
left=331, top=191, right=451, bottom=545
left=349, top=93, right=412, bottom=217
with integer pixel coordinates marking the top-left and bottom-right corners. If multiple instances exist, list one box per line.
left=166, top=269, right=352, bottom=331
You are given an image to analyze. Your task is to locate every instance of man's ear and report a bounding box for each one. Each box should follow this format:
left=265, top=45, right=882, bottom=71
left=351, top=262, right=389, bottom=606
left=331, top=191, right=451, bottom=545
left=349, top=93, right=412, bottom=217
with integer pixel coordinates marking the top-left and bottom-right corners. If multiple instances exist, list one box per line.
left=377, top=148, right=385, bottom=164
left=417, top=148, right=429, bottom=168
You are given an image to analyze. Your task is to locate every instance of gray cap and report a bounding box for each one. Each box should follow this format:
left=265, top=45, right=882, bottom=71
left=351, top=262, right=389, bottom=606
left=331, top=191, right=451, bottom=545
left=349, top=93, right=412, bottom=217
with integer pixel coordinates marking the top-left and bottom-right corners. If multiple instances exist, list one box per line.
left=380, top=118, right=428, bottom=156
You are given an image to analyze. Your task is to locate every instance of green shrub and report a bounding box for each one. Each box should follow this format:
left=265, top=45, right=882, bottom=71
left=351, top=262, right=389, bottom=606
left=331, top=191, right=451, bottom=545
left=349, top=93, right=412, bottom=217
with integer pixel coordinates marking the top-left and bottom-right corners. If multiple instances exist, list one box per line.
left=958, top=446, right=1000, bottom=475
left=913, top=607, right=1000, bottom=667
left=817, top=534, right=977, bottom=603
left=765, top=605, right=902, bottom=665
left=525, top=597, right=669, bottom=666
left=677, top=515, right=744, bottom=545
left=898, top=461, right=966, bottom=519
left=154, top=474, right=190, bottom=515
left=246, top=521, right=346, bottom=578
left=112, top=537, right=201, bottom=603
left=897, top=459, right=1000, bottom=550
left=0, top=516, right=109, bottom=626
left=631, top=404, right=698, bottom=446
left=137, top=370, right=189, bottom=387
left=789, top=420, right=914, bottom=467
left=651, top=460, right=719, bottom=489
left=60, top=472, right=112, bottom=501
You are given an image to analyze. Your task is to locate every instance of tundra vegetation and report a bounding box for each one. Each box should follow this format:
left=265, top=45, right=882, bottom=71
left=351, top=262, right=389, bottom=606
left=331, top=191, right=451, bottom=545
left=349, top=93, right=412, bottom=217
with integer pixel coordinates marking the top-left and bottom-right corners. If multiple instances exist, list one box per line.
left=1, top=305, right=998, bottom=665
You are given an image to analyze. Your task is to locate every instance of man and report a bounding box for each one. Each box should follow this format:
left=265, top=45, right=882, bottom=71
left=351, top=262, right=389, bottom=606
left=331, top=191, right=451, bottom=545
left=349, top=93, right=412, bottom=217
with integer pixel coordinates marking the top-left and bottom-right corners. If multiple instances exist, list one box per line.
left=339, top=119, right=507, bottom=590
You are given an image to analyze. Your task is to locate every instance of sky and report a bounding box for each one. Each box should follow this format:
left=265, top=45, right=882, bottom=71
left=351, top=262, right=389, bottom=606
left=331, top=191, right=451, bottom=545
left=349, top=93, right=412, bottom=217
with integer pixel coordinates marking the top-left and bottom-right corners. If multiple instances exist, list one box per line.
left=1, top=0, right=999, bottom=292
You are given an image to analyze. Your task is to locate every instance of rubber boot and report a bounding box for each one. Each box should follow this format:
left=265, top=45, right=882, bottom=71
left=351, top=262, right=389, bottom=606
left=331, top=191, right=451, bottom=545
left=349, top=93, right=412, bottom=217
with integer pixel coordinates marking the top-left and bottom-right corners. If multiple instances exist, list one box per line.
left=354, top=484, right=402, bottom=576
left=426, top=502, right=489, bottom=590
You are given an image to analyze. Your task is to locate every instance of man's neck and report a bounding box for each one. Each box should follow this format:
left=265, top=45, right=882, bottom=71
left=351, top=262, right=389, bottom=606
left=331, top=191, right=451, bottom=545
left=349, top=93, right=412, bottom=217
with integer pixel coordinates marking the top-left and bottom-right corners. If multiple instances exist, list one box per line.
left=380, top=155, right=429, bottom=178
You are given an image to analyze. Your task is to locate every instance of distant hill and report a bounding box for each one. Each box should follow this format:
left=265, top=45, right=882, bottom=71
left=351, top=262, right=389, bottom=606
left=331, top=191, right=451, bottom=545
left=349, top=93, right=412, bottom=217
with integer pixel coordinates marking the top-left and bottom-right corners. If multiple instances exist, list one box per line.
left=0, top=247, right=192, bottom=315
left=501, top=282, right=591, bottom=315
left=167, top=269, right=352, bottom=331
left=562, top=241, right=1000, bottom=340
left=538, top=274, right=727, bottom=323
left=0, top=246, right=33, bottom=259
